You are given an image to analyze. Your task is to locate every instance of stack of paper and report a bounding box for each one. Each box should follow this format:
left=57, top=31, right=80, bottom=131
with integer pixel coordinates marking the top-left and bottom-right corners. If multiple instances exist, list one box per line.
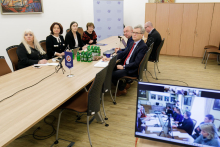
left=147, top=127, right=162, bottom=133
left=94, top=60, right=109, bottom=68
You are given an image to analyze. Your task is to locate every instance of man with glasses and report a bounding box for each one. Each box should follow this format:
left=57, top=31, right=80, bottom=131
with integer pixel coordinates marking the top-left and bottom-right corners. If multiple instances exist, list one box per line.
left=145, top=21, right=162, bottom=61
left=115, top=26, right=134, bottom=54
left=109, top=25, right=148, bottom=96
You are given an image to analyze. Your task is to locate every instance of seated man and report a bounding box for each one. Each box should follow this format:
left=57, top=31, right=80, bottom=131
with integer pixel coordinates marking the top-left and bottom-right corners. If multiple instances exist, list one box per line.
left=172, top=111, right=194, bottom=135
left=192, top=114, right=214, bottom=140
left=144, top=21, right=162, bottom=61
left=103, top=25, right=148, bottom=96
left=115, top=26, right=134, bottom=54
left=136, top=109, right=146, bottom=133
left=162, top=106, right=173, bottom=116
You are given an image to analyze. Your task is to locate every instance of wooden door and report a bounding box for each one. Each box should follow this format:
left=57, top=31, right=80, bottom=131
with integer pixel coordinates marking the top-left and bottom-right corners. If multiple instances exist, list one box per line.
left=155, top=4, right=169, bottom=54
left=179, top=4, right=198, bottom=57
left=193, top=3, right=214, bottom=57
left=209, top=3, right=220, bottom=46
left=166, top=4, right=184, bottom=56
left=144, top=4, right=157, bottom=38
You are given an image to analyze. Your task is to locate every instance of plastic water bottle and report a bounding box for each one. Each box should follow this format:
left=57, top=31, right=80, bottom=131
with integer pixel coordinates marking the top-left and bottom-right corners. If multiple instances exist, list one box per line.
left=81, top=51, right=84, bottom=62
left=72, top=49, right=75, bottom=60
left=77, top=51, right=80, bottom=61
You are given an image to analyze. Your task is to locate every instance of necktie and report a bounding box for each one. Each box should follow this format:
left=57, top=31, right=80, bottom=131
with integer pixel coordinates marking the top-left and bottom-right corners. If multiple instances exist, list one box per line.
left=123, top=43, right=136, bottom=65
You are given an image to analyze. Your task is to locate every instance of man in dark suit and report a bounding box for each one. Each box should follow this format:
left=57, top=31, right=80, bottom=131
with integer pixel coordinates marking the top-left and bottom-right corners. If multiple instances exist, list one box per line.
left=115, top=26, right=134, bottom=54
left=144, top=21, right=162, bottom=61
left=103, top=25, right=148, bottom=96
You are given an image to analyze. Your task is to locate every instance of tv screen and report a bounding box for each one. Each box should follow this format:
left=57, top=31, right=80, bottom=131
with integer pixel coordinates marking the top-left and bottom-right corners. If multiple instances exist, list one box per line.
left=135, top=82, right=220, bottom=147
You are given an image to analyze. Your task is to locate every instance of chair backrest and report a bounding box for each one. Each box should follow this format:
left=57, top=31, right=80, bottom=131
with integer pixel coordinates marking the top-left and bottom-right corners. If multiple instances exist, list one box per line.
left=87, top=66, right=108, bottom=116
left=138, top=43, right=153, bottom=81
left=66, top=29, right=70, bottom=33
left=77, top=27, right=84, bottom=39
left=39, top=40, right=47, bottom=53
left=155, top=38, right=165, bottom=62
left=103, top=56, right=117, bottom=92
left=192, top=119, right=197, bottom=129
left=0, top=56, right=12, bottom=76
left=6, top=45, right=19, bottom=71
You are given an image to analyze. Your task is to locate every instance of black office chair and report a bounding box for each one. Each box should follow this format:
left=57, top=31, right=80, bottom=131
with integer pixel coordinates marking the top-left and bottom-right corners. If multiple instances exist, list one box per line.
left=54, top=67, right=108, bottom=147
left=0, top=56, right=12, bottom=76
left=114, top=43, right=153, bottom=101
left=101, top=56, right=117, bottom=120
left=148, top=38, right=165, bottom=80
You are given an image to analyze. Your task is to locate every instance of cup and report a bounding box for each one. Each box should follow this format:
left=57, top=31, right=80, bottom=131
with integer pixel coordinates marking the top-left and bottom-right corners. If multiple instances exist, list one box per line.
left=106, top=54, right=111, bottom=58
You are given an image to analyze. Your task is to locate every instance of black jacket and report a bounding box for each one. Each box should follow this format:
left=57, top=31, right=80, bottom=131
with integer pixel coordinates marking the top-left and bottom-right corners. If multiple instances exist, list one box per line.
left=177, top=117, right=194, bottom=135
left=46, top=35, right=66, bottom=59
left=16, top=43, right=47, bottom=70
left=117, top=39, right=148, bottom=76
left=65, top=31, right=84, bottom=50
left=146, top=29, right=162, bottom=61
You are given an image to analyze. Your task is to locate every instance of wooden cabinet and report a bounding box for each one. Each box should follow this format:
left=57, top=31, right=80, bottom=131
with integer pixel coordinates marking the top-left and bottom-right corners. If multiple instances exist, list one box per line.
left=166, top=4, right=183, bottom=55
left=155, top=4, right=169, bottom=54
left=179, top=4, right=198, bottom=57
left=145, top=3, right=219, bottom=57
left=209, top=3, right=220, bottom=46
left=193, top=3, right=214, bottom=57
left=144, top=3, right=157, bottom=38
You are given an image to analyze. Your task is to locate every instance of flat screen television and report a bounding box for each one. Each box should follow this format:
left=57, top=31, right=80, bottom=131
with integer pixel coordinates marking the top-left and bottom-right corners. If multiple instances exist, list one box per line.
left=135, top=82, right=220, bottom=147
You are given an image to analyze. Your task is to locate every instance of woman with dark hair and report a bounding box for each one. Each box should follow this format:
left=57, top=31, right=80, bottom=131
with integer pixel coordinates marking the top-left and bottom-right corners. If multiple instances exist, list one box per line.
left=65, top=21, right=87, bottom=50
left=82, top=22, right=97, bottom=45
left=194, top=123, right=220, bottom=146
left=46, top=22, right=66, bottom=59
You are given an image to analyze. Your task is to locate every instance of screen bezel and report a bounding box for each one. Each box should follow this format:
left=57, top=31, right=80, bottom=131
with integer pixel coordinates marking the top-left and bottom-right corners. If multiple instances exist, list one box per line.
left=135, top=81, right=220, bottom=147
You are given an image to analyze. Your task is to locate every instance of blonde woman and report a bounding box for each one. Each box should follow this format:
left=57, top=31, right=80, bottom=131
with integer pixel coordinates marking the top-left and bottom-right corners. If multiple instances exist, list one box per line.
left=194, top=123, right=220, bottom=146
left=16, top=29, right=47, bottom=69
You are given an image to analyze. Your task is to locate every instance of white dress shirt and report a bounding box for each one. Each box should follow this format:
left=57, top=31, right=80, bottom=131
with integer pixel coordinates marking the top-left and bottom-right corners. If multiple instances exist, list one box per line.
left=125, top=39, right=141, bottom=65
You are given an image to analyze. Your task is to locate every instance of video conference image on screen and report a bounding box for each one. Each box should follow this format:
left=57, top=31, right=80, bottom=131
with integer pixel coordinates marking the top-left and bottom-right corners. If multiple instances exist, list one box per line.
left=135, top=82, right=220, bottom=147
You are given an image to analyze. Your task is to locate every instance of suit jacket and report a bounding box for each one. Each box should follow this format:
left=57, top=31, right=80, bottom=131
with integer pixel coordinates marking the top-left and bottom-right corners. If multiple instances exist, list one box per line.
left=117, top=36, right=134, bottom=54
left=46, top=35, right=66, bottom=59
left=177, top=117, right=194, bottom=135
left=117, top=39, right=148, bottom=76
left=146, top=29, right=162, bottom=61
left=17, top=43, right=47, bottom=70
left=65, top=31, right=84, bottom=50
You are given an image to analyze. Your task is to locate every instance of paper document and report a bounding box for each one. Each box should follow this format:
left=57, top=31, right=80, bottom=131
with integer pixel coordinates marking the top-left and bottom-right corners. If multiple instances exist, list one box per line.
left=94, top=60, right=109, bottom=68
left=178, top=133, right=190, bottom=138
left=172, top=131, right=181, bottom=136
left=147, top=127, right=162, bottom=133
left=34, top=63, right=59, bottom=66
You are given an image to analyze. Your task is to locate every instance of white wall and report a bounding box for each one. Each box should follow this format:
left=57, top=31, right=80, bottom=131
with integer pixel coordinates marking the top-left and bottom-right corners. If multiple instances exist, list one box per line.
left=0, top=0, right=93, bottom=71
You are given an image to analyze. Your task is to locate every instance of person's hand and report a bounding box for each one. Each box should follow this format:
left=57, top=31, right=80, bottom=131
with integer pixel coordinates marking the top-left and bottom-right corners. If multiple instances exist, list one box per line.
left=82, top=45, right=88, bottom=50
left=38, top=59, right=47, bottom=64
left=66, top=49, right=71, bottom=52
left=117, top=65, right=124, bottom=70
left=175, top=121, right=179, bottom=124
left=196, top=127, right=200, bottom=131
left=162, top=111, right=165, bottom=115
left=89, top=40, right=93, bottom=44
left=102, top=57, right=110, bottom=62
left=61, top=52, right=65, bottom=56
left=115, top=48, right=121, bottom=53
left=55, top=52, right=62, bottom=56
left=172, top=125, right=177, bottom=128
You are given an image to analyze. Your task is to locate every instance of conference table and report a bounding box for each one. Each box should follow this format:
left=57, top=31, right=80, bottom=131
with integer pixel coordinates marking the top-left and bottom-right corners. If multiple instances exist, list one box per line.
left=138, top=113, right=194, bottom=144
left=0, top=36, right=125, bottom=147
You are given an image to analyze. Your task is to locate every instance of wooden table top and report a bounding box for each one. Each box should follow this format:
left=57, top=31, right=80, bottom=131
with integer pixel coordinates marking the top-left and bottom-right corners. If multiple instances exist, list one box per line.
left=0, top=36, right=125, bottom=147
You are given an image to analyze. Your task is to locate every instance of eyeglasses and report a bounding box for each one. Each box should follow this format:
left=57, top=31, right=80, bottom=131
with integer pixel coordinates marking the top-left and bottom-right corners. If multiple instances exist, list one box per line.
left=25, top=34, right=33, bottom=36
left=132, top=32, right=143, bottom=35
left=145, top=26, right=149, bottom=29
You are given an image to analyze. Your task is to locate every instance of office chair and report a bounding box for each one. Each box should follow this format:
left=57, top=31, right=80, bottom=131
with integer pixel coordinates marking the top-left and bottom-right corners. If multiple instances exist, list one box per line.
left=0, top=56, right=12, bottom=76
left=6, top=45, right=19, bottom=71
left=192, top=119, right=197, bottom=130
left=77, top=27, right=84, bottom=39
left=39, top=40, right=47, bottom=53
left=202, top=42, right=220, bottom=64
left=114, top=43, right=153, bottom=102
left=55, top=67, right=108, bottom=147
left=101, top=55, right=117, bottom=120
left=148, top=38, right=165, bottom=80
